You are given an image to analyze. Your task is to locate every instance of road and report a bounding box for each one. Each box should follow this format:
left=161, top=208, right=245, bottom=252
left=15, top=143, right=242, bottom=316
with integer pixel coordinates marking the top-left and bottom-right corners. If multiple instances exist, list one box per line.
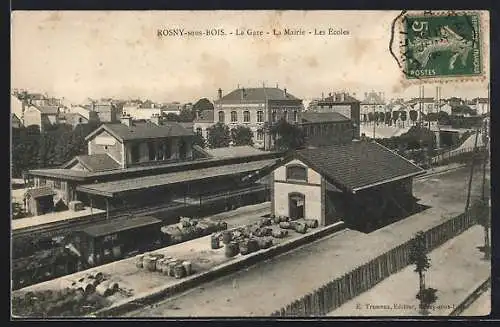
left=460, top=288, right=491, bottom=316
left=328, top=225, right=491, bottom=316
left=124, top=165, right=488, bottom=317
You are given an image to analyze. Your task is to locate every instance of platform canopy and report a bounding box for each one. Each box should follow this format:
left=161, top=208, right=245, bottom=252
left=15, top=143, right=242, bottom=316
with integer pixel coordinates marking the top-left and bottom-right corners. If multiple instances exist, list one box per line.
left=76, top=158, right=278, bottom=198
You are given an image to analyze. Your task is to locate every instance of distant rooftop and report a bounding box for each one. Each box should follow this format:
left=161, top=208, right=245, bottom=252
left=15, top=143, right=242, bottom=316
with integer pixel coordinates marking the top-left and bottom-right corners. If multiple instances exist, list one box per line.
left=301, top=112, right=351, bottom=123
left=205, top=146, right=266, bottom=160
left=216, top=87, right=301, bottom=104
left=86, top=121, right=194, bottom=142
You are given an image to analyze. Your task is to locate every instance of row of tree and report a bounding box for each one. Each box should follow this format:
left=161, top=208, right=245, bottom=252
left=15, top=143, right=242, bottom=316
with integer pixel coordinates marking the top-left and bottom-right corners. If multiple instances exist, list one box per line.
left=363, top=110, right=455, bottom=127
left=11, top=123, right=100, bottom=178
left=199, top=120, right=305, bottom=151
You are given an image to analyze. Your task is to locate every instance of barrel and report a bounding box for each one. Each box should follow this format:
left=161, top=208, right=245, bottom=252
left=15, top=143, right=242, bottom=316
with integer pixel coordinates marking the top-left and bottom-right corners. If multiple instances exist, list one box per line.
left=260, top=217, right=272, bottom=226
left=75, top=281, right=95, bottom=295
left=167, top=260, right=180, bottom=277
left=272, top=229, right=288, bottom=238
left=304, top=219, right=319, bottom=228
left=247, top=238, right=260, bottom=253
left=222, top=231, right=233, bottom=244
left=211, top=233, right=221, bottom=249
left=294, top=222, right=308, bottom=234
left=259, top=237, right=273, bottom=249
left=135, top=255, right=145, bottom=268
left=143, top=256, right=157, bottom=272
left=174, top=264, right=186, bottom=279
left=95, top=281, right=112, bottom=297
left=279, top=216, right=290, bottom=223
left=225, top=241, right=239, bottom=258
left=108, top=281, right=119, bottom=292
left=217, top=221, right=228, bottom=231
left=182, top=261, right=192, bottom=276
left=279, top=222, right=292, bottom=229
left=239, top=240, right=250, bottom=255
left=156, top=258, right=166, bottom=272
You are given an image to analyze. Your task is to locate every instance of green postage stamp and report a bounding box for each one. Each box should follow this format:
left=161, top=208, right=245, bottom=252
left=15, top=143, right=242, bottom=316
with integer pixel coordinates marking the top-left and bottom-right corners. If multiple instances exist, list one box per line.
left=395, top=11, right=486, bottom=83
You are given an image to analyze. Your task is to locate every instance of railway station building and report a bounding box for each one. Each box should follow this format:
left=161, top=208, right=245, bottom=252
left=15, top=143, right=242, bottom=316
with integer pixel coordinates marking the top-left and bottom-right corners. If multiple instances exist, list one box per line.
left=270, top=140, right=425, bottom=231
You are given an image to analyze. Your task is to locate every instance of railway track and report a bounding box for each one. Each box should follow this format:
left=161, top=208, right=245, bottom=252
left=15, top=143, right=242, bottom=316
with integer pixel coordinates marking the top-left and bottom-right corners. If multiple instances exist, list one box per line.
left=414, top=164, right=467, bottom=181
left=13, top=185, right=269, bottom=243
left=449, top=277, right=491, bottom=316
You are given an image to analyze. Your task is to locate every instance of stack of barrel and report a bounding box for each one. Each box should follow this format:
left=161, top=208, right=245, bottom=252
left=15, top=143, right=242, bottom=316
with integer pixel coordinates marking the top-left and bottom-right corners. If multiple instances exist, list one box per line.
left=135, top=252, right=193, bottom=279
left=65, top=271, right=120, bottom=298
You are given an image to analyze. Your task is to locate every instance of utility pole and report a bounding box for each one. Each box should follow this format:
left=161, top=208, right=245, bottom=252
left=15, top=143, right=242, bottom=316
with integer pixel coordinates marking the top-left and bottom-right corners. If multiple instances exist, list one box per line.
left=481, top=83, right=490, bottom=201
left=465, top=126, right=480, bottom=212
left=372, top=103, right=376, bottom=139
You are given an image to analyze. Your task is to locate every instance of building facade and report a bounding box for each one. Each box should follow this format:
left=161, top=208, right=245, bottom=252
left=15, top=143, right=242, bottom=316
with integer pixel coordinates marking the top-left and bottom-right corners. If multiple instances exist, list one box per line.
left=309, top=92, right=361, bottom=139
left=360, top=91, right=386, bottom=119
left=210, top=87, right=304, bottom=150
left=300, top=112, right=355, bottom=147
left=23, top=105, right=60, bottom=132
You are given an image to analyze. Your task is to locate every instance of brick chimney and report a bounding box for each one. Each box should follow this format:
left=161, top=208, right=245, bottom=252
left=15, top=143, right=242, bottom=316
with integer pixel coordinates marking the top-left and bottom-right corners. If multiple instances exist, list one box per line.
left=284, top=88, right=287, bottom=97
left=241, top=87, right=246, bottom=100
left=218, top=88, right=222, bottom=100
left=150, top=113, right=161, bottom=125
left=120, top=114, right=133, bottom=127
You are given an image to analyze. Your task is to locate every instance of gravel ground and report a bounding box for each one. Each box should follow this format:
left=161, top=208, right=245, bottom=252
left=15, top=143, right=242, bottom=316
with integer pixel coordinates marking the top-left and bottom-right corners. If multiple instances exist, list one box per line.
left=328, top=225, right=491, bottom=316
left=124, top=165, right=489, bottom=317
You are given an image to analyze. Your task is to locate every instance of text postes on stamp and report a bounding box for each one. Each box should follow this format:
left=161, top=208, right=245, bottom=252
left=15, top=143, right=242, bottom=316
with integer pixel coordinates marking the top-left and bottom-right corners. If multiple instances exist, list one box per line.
left=396, top=11, right=484, bottom=82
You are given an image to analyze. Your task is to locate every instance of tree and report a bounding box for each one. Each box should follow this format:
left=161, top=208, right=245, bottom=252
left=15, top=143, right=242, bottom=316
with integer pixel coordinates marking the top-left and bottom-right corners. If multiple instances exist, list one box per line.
left=163, top=113, right=180, bottom=122
left=192, top=98, right=214, bottom=114
left=427, top=112, right=438, bottom=122
left=385, top=112, right=392, bottom=126
left=206, top=122, right=230, bottom=148
left=192, top=133, right=206, bottom=148
left=392, top=110, right=400, bottom=126
left=437, top=111, right=450, bottom=125
left=269, top=119, right=305, bottom=151
left=178, top=108, right=195, bottom=122
left=409, top=110, right=418, bottom=125
left=230, top=126, right=254, bottom=146
left=409, top=231, right=436, bottom=315
left=368, top=112, right=374, bottom=124
left=400, top=111, right=408, bottom=127
left=378, top=112, right=385, bottom=125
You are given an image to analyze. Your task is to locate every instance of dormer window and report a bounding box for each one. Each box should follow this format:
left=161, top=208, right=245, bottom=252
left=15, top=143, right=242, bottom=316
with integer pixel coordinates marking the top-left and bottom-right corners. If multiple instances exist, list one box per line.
left=286, top=164, right=307, bottom=182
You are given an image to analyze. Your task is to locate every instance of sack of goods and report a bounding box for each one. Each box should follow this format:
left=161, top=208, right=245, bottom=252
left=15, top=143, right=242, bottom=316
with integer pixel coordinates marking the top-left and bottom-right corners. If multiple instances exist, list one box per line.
left=211, top=233, right=221, bottom=249
left=222, top=230, right=233, bottom=244
left=279, top=216, right=290, bottom=223
left=272, top=229, right=288, bottom=238
left=279, top=222, right=292, bottom=229
left=225, top=241, right=240, bottom=258
left=179, top=217, right=191, bottom=228
left=256, top=237, right=273, bottom=249
left=293, top=222, right=308, bottom=234
left=304, top=219, right=319, bottom=228
left=272, top=215, right=281, bottom=224
left=259, top=217, right=273, bottom=226
left=216, top=221, right=228, bottom=231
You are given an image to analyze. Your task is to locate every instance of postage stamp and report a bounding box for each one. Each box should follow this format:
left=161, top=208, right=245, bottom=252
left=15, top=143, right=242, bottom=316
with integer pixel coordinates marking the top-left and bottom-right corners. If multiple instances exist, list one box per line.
left=393, top=10, right=487, bottom=84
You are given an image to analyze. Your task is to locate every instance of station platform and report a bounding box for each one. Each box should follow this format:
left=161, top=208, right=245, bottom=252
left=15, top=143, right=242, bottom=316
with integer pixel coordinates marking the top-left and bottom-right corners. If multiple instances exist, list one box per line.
left=12, top=207, right=106, bottom=231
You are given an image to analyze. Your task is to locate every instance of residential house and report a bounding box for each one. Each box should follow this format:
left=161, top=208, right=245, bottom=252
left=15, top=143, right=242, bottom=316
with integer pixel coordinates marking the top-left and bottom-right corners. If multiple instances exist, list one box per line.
left=57, top=113, right=89, bottom=128
left=91, top=101, right=118, bottom=123
left=23, top=105, right=60, bottom=132
left=12, top=113, right=23, bottom=129
left=213, top=86, right=304, bottom=150
left=11, top=94, right=25, bottom=122
left=301, top=112, right=355, bottom=147
left=308, top=92, right=361, bottom=139
left=469, top=98, right=489, bottom=115
left=68, top=105, right=99, bottom=122
left=360, top=91, right=386, bottom=119
left=193, top=106, right=215, bottom=140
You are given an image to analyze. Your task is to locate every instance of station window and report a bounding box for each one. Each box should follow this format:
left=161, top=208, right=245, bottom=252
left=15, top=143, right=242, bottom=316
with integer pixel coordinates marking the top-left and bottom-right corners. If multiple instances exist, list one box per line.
left=231, top=111, right=238, bottom=122
left=130, top=144, right=140, bottom=163
left=148, top=142, right=156, bottom=161
left=243, top=111, right=250, bottom=123
left=196, top=127, right=202, bottom=135
left=286, top=165, right=307, bottom=182
left=257, top=111, right=264, bottom=123
left=218, top=111, right=225, bottom=123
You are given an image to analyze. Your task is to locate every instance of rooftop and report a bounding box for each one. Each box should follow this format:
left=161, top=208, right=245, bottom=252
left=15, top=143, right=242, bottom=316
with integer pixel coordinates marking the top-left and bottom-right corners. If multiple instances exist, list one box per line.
left=76, top=158, right=279, bottom=197
left=301, top=112, right=351, bottom=123
left=216, top=87, right=300, bottom=104
left=24, top=187, right=56, bottom=199
left=86, top=121, right=194, bottom=142
left=81, top=216, right=163, bottom=238
left=361, top=91, right=385, bottom=105
left=63, top=154, right=121, bottom=172
left=319, top=93, right=360, bottom=104
left=34, top=105, right=59, bottom=115
left=294, top=141, right=424, bottom=192
left=205, top=146, right=266, bottom=160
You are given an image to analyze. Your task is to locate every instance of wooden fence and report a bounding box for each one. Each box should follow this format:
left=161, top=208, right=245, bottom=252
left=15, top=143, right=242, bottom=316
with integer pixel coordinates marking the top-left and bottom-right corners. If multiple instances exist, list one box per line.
left=270, top=204, right=482, bottom=317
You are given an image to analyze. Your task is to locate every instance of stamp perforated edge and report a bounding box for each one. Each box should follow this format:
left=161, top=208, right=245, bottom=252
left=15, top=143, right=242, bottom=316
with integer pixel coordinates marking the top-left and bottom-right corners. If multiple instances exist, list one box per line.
left=392, top=10, right=489, bottom=87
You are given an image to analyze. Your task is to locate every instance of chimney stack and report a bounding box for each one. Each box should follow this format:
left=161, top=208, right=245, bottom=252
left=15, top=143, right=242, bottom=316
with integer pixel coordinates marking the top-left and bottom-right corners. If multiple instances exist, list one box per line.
left=120, top=114, right=133, bottom=127
left=364, top=92, right=368, bottom=100
left=218, top=88, right=222, bottom=100
left=284, top=88, right=287, bottom=97
left=150, top=113, right=162, bottom=125
left=241, top=87, right=246, bottom=100
left=321, top=92, right=324, bottom=100
left=329, top=92, right=332, bottom=97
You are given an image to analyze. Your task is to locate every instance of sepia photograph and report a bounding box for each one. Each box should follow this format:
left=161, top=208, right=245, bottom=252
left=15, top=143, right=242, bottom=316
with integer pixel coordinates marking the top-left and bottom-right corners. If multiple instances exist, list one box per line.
left=10, top=10, right=491, bottom=319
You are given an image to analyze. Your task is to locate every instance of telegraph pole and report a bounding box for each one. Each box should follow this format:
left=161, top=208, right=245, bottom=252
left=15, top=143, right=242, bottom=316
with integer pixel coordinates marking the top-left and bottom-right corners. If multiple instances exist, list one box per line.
left=481, top=83, right=490, bottom=201
left=372, top=103, right=376, bottom=139
left=465, top=125, right=480, bottom=212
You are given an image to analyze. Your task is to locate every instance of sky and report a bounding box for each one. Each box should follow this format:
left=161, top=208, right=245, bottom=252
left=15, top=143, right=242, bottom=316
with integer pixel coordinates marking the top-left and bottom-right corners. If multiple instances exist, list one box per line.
left=11, top=11, right=490, bottom=104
